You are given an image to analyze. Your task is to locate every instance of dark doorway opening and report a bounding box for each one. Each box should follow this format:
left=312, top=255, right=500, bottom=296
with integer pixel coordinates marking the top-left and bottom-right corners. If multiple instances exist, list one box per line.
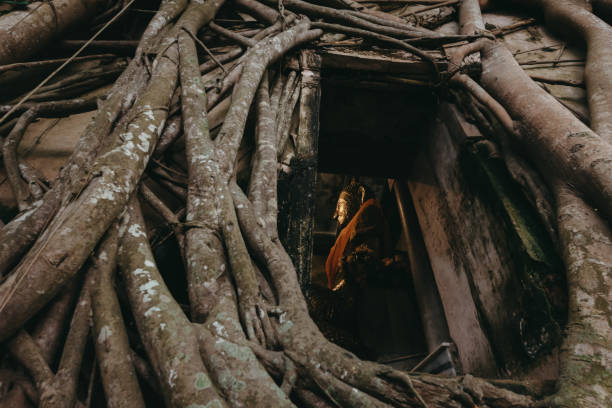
left=317, top=78, right=436, bottom=177
left=308, top=79, right=438, bottom=369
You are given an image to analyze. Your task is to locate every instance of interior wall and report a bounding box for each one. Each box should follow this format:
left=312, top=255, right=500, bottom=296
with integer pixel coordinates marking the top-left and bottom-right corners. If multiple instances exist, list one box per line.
left=317, top=80, right=436, bottom=177
left=406, top=105, right=563, bottom=379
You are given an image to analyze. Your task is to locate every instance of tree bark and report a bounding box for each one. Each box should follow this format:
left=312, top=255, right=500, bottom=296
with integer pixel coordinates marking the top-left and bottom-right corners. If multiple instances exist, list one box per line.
left=0, top=0, right=112, bottom=65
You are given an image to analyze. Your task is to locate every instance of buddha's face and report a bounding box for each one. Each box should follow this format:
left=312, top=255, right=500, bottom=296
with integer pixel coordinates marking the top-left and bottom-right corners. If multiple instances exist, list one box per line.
left=334, top=189, right=361, bottom=230
left=334, top=192, right=352, bottom=228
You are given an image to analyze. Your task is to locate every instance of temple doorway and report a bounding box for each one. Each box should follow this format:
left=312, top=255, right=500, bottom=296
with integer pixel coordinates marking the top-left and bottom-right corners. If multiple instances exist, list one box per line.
left=310, top=173, right=430, bottom=370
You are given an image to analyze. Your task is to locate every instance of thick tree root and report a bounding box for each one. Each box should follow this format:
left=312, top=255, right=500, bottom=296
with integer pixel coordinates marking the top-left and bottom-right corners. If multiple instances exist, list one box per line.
left=92, top=224, right=146, bottom=408
left=458, top=2, right=612, bottom=406
left=118, top=199, right=225, bottom=407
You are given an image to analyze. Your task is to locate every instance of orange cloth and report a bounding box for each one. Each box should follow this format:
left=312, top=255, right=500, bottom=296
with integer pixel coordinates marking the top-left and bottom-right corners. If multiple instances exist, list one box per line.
left=325, top=198, right=384, bottom=289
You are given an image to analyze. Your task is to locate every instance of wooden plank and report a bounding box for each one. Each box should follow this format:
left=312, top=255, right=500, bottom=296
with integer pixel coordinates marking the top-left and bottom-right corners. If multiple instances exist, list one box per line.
left=409, top=112, right=542, bottom=375
left=441, top=103, right=565, bottom=372
left=425, top=117, right=522, bottom=374
left=318, top=47, right=446, bottom=77
left=393, top=180, right=451, bottom=353
left=407, top=120, right=499, bottom=376
left=440, top=103, right=482, bottom=143
left=278, top=50, right=322, bottom=295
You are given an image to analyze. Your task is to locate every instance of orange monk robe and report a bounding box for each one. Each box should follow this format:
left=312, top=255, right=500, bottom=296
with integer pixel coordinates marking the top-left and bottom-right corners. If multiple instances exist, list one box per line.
left=325, top=198, right=391, bottom=289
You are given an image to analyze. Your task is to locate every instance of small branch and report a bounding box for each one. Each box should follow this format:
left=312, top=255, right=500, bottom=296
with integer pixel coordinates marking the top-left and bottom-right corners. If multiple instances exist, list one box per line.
left=247, top=340, right=286, bottom=376
left=491, top=18, right=536, bottom=37
left=18, top=162, right=48, bottom=202
left=276, top=76, right=301, bottom=156
left=0, top=96, right=100, bottom=118
left=281, top=358, right=298, bottom=395
left=150, top=165, right=188, bottom=187
left=13, top=76, right=116, bottom=104
left=199, top=46, right=243, bottom=74
left=221, top=188, right=271, bottom=345
left=41, top=270, right=95, bottom=408
left=248, top=74, right=280, bottom=240
left=234, top=0, right=280, bottom=24
left=182, top=27, right=228, bottom=75
left=360, top=0, right=446, bottom=2
left=519, top=58, right=585, bottom=66
left=0, top=54, right=118, bottom=74
left=57, top=40, right=139, bottom=54
left=269, top=71, right=286, bottom=122
left=203, top=19, right=297, bottom=109
left=513, top=43, right=563, bottom=56
left=210, top=22, right=256, bottom=47
left=31, top=280, right=81, bottom=364
left=7, top=330, right=54, bottom=393
left=401, top=0, right=459, bottom=17
left=198, top=18, right=288, bottom=74
left=294, top=388, right=336, bottom=408
left=140, top=183, right=186, bottom=260
left=7, top=61, right=125, bottom=104
left=152, top=175, right=188, bottom=199
left=343, top=7, right=439, bottom=36
left=206, top=59, right=245, bottom=110
left=446, top=37, right=489, bottom=74
left=3, top=108, right=38, bottom=212
left=450, top=73, right=514, bottom=135
left=275, top=70, right=298, bottom=147
left=0, top=117, right=18, bottom=137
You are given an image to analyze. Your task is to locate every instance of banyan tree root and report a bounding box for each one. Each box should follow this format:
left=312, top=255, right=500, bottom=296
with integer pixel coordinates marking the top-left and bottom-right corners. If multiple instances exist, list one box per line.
left=118, top=198, right=226, bottom=407
left=507, top=0, right=612, bottom=141
left=2, top=108, right=39, bottom=212
left=451, top=1, right=612, bottom=407
left=91, top=223, right=146, bottom=408
left=0, top=0, right=611, bottom=406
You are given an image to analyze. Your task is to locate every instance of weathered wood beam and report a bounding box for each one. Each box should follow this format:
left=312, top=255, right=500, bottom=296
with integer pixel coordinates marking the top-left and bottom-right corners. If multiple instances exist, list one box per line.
left=407, top=119, right=500, bottom=377
left=318, top=47, right=447, bottom=78
left=392, top=180, right=451, bottom=353
left=277, top=50, right=322, bottom=295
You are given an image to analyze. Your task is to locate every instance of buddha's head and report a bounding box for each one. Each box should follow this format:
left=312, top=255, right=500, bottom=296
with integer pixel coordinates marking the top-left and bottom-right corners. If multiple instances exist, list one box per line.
left=333, top=178, right=372, bottom=231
